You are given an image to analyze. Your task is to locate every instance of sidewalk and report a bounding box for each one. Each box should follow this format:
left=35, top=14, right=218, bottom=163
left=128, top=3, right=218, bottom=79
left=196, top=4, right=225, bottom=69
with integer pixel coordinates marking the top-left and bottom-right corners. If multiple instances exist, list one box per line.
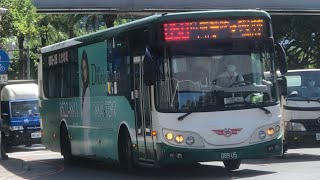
left=0, top=158, right=29, bottom=180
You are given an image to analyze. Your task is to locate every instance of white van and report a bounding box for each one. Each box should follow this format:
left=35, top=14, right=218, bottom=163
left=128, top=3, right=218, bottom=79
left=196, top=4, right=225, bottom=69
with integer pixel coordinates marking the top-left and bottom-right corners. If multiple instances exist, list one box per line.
left=282, top=69, right=320, bottom=151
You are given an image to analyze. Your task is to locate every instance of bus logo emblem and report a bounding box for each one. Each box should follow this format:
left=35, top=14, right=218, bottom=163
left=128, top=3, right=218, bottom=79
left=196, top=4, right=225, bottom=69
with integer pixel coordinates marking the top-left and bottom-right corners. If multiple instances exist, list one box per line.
left=212, top=128, right=242, bottom=137
left=24, top=119, right=29, bottom=124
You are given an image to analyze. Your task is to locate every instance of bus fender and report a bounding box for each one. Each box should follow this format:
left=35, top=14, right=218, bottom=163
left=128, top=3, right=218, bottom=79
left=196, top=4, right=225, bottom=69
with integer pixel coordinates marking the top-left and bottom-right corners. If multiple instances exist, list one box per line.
left=60, top=119, right=69, bottom=130
left=117, top=122, right=135, bottom=144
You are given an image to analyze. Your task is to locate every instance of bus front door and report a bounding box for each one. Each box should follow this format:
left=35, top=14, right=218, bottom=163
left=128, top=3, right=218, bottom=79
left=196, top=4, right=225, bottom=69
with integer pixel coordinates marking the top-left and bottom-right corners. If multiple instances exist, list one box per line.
left=133, top=56, right=155, bottom=164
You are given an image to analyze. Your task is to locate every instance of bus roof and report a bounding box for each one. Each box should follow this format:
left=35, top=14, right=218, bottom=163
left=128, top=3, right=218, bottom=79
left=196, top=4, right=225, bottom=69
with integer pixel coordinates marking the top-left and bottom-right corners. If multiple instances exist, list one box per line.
left=41, top=10, right=270, bottom=54
left=1, top=83, right=38, bottom=101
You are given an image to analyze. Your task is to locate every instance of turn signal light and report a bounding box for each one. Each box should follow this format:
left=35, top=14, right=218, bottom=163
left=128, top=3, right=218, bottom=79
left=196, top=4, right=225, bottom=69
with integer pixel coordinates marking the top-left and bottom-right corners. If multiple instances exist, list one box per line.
left=152, top=130, right=157, bottom=137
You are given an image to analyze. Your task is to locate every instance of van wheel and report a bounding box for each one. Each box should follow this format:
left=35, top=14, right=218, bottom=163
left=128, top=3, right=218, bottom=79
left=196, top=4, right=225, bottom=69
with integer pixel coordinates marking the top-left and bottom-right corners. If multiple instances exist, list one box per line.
left=223, top=159, right=241, bottom=171
left=26, top=142, right=33, bottom=147
left=119, top=130, right=134, bottom=171
left=61, top=125, right=73, bottom=163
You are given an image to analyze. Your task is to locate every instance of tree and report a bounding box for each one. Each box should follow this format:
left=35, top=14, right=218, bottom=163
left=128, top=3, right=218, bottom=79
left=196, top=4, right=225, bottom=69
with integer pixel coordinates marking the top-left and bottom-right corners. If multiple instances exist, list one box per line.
left=272, top=15, right=320, bottom=69
left=0, top=0, right=39, bottom=79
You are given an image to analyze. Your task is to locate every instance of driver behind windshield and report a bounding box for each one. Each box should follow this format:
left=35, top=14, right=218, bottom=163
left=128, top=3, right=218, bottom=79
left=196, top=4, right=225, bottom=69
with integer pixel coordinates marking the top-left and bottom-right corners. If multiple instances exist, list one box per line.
left=302, top=79, right=320, bottom=97
left=216, top=64, right=244, bottom=87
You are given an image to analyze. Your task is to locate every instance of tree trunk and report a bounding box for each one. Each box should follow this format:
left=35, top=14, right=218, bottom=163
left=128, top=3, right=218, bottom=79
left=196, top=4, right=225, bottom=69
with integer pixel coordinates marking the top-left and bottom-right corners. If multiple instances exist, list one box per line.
left=18, top=35, right=25, bottom=79
left=40, top=32, right=47, bottom=47
left=103, top=14, right=117, bottom=28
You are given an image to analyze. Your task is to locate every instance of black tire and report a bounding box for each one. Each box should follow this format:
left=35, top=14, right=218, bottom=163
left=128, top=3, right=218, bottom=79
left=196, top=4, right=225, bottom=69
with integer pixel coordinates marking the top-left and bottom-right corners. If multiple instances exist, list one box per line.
left=223, top=159, right=241, bottom=171
left=3, top=144, right=12, bottom=153
left=283, top=144, right=288, bottom=154
left=118, top=130, right=134, bottom=171
left=60, top=125, right=73, bottom=163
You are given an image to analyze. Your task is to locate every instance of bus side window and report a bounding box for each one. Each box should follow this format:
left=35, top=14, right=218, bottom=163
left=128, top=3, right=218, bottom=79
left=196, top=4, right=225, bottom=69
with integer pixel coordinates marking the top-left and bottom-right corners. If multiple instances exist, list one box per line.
left=43, top=48, right=79, bottom=99
left=107, top=35, right=131, bottom=99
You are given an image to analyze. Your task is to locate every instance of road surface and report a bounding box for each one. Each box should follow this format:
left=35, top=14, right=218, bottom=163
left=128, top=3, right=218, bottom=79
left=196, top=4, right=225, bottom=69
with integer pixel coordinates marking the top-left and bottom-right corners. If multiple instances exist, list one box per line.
left=3, top=145, right=320, bottom=180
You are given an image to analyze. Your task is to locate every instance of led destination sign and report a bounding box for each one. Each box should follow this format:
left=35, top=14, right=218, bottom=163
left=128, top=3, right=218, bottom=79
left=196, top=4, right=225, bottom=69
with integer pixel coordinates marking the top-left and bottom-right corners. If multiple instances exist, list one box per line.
left=163, top=19, right=266, bottom=41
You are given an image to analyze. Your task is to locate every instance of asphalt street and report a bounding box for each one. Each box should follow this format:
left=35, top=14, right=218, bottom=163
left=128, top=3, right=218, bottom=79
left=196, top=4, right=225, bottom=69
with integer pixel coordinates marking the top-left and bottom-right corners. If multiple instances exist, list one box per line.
left=2, top=145, right=320, bottom=180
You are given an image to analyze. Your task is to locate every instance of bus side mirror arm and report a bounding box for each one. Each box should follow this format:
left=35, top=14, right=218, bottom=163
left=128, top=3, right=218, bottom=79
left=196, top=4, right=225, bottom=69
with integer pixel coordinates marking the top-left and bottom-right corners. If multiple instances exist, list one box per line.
left=276, top=76, right=288, bottom=96
left=275, top=43, right=288, bottom=75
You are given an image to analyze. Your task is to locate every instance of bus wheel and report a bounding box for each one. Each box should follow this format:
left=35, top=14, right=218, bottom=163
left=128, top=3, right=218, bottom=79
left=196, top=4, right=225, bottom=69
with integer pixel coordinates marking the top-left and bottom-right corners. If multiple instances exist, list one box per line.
left=223, top=159, right=241, bottom=171
left=61, top=125, right=73, bottom=163
left=119, top=130, right=134, bottom=171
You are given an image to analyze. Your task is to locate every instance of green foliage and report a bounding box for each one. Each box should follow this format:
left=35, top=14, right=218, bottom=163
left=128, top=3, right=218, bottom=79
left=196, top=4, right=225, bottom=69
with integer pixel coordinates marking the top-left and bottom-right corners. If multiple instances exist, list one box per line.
left=0, top=0, right=39, bottom=39
left=114, top=18, right=130, bottom=26
left=0, top=0, right=126, bottom=80
left=272, top=15, right=320, bottom=69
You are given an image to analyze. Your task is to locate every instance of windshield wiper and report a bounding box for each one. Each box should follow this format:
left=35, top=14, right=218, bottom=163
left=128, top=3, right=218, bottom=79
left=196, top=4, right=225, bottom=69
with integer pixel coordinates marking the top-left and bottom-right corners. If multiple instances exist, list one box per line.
left=178, top=100, right=272, bottom=120
left=178, top=105, right=205, bottom=121
left=225, top=101, right=271, bottom=115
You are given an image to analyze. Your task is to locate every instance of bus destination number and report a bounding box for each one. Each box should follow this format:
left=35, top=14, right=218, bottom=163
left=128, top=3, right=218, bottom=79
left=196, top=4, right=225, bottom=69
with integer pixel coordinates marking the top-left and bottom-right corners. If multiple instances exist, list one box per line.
left=221, top=152, right=238, bottom=160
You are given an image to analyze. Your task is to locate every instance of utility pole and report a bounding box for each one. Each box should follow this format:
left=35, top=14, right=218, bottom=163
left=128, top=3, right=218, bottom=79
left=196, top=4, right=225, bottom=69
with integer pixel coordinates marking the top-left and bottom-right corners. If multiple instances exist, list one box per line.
left=0, top=7, right=8, bottom=160
left=27, top=46, right=30, bottom=80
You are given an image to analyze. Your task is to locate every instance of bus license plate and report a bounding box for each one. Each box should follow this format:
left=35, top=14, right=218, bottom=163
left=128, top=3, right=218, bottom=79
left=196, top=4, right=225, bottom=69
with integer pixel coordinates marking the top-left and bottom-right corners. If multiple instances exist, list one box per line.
left=316, top=133, right=320, bottom=141
left=221, top=152, right=238, bottom=160
left=31, top=132, right=41, bottom=139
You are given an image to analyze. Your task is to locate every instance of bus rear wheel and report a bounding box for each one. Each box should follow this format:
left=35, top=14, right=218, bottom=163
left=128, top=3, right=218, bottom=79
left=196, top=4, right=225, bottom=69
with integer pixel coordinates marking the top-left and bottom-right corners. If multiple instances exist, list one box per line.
left=119, top=130, right=134, bottom=171
left=61, top=125, right=73, bottom=163
left=223, top=159, right=241, bottom=171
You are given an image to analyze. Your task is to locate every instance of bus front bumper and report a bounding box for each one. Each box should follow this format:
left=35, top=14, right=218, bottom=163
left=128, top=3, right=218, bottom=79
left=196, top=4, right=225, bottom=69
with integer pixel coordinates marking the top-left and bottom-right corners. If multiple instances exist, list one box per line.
left=156, top=136, right=282, bottom=166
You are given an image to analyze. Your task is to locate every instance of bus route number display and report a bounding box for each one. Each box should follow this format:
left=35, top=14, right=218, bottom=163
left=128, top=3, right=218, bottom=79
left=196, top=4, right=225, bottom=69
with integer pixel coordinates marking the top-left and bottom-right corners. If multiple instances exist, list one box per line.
left=163, top=19, right=266, bottom=41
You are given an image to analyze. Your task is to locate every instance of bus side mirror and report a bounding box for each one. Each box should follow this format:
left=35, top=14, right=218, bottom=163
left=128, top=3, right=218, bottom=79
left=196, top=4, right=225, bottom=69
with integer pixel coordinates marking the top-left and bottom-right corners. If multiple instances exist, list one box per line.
left=1, top=113, right=8, bottom=120
left=277, top=76, right=287, bottom=96
left=144, top=47, right=156, bottom=86
left=275, top=43, right=287, bottom=75
left=1, top=113, right=9, bottom=127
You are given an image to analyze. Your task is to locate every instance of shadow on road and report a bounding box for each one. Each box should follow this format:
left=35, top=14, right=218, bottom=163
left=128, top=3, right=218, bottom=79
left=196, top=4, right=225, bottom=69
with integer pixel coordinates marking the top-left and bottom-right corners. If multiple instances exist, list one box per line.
left=58, top=157, right=275, bottom=180
left=244, top=152, right=320, bottom=165
left=0, top=157, right=29, bottom=178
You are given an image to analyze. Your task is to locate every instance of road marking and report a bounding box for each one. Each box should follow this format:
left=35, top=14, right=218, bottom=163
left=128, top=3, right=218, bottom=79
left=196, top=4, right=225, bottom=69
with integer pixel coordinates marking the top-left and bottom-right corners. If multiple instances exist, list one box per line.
left=27, top=160, right=64, bottom=180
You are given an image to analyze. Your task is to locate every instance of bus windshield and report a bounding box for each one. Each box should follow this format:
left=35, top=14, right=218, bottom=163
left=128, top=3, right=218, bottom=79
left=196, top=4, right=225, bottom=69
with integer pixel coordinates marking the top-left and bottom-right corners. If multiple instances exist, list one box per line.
left=10, top=101, right=39, bottom=117
left=285, top=71, right=320, bottom=100
left=155, top=41, right=277, bottom=112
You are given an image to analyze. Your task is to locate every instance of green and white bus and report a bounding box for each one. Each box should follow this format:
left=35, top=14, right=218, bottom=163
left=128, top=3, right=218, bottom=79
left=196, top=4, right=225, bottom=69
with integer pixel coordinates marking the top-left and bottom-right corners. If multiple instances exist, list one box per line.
left=39, top=10, right=287, bottom=170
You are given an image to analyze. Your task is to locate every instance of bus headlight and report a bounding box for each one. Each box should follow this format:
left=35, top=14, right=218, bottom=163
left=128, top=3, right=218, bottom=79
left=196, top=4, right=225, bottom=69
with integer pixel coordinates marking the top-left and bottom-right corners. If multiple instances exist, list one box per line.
left=250, top=123, right=281, bottom=144
left=165, top=133, right=174, bottom=141
left=9, top=126, right=24, bottom=131
left=258, top=130, right=266, bottom=139
left=285, top=122, right=306, bottom=131
left=162, top=128, right=205, bottom=147
left=175, top=135, right=184, bottom=143
left=267, top=128, right=275, bottom=136
left=186, top=136, right=195, bottom=145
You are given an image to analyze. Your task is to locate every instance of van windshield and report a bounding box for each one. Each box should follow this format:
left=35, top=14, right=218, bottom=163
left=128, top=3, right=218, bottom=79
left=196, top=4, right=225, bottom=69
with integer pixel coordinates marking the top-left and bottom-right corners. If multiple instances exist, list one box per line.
left=285, top=71, right=320, bottom=99
left=10, top=101, right=39, bottom=117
